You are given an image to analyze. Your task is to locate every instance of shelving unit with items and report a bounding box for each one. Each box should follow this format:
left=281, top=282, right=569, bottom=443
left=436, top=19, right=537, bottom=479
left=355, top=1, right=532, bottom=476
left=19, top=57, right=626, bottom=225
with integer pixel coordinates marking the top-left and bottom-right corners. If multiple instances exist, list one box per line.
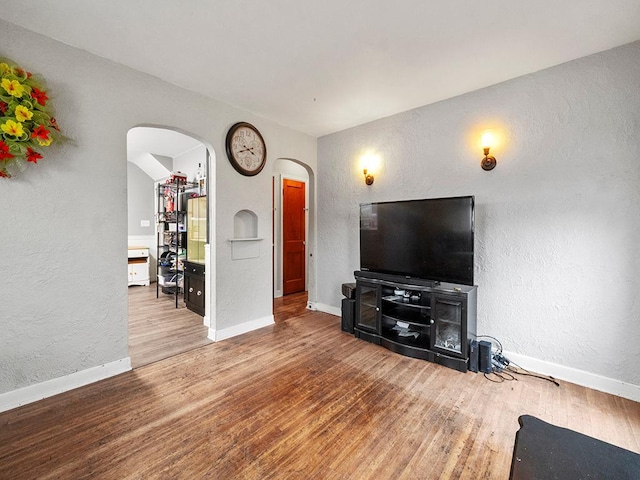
left=155, top=174, right=197, bottom=308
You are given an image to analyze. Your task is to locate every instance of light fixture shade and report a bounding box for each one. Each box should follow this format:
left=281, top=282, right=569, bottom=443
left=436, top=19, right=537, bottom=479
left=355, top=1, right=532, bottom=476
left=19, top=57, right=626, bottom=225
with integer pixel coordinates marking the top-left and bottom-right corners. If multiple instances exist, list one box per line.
left=480, top=131, right=495, bottom=149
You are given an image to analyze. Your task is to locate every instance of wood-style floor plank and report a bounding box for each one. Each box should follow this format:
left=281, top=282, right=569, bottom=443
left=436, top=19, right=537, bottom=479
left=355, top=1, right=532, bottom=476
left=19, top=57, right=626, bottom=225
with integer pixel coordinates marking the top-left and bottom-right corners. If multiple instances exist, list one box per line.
left=2, top=296, right=639, bottom=479
left=128, top=284, right=211, bottom=368
left=129, top=287, right=308, bottom=369
left=273, top=291, right=308, bottom=322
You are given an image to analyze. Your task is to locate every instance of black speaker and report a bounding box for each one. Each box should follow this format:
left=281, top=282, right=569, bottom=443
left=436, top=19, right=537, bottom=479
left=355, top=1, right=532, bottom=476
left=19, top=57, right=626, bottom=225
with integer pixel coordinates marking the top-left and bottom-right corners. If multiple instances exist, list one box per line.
left=469, top=340, right=479, bottom=373
left=341, top=282, right=356, bottom=299
left=479, top=340, right=492, bottom=373
left=341, top=298, right=355, bottom=333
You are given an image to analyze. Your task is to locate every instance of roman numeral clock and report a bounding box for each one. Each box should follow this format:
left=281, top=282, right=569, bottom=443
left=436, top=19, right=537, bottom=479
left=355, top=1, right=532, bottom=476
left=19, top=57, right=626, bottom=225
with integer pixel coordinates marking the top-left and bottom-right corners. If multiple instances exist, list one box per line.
left=225, top=122, right=267, bottom=176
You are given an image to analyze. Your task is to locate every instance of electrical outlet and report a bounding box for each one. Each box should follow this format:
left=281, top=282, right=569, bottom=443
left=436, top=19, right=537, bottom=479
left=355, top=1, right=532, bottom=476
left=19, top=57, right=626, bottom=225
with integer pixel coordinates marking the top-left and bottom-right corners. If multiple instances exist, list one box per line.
left=140, top=220, right=150, bottom=227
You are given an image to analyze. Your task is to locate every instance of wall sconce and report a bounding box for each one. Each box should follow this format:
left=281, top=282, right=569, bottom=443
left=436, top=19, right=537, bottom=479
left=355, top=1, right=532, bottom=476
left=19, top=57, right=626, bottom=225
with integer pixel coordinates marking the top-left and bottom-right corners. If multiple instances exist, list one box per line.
left=480, top=131, right=497, bottom=171
left=363, top=168, right=374, bottom=185
left=360, top=153, right=379, bottom=186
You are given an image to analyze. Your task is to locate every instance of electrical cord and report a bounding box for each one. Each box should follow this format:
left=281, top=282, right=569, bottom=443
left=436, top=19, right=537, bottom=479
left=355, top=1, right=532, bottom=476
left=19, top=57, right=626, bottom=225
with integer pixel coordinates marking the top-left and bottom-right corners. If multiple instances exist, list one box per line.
left=473, top=334, right=560, bottom=387
left=496, top=370, right=517, bottom=382
left=483, top=370, right=517, bottom=383
left=506, top=363, right=560, bottom=387
left=483, top=371, right=506, bottom=383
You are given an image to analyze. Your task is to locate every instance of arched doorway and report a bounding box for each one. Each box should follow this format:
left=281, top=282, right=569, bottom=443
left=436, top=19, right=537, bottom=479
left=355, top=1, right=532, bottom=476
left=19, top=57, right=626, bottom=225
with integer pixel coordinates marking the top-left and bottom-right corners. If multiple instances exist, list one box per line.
left=272, top=158, right=316, bottom=318
left=126, top=125, right=215, bottom=367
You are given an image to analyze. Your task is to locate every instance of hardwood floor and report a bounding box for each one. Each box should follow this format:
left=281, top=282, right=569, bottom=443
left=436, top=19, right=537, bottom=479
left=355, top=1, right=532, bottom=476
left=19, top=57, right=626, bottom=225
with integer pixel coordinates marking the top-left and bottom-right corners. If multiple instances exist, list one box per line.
left=2, top=302, right=639, bottom=479
left=128, top=284, right=211, bottom=368
left=273, top=291, right=308, bottom=322
left=129, top=287, right=307, bottom=368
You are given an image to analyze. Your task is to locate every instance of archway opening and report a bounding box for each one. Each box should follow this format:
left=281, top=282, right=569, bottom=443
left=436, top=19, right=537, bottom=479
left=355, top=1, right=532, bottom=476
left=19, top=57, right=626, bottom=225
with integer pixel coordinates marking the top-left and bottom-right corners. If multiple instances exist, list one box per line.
left=126, top=125, right=215, bottom=368
left=272, top=158, right=317, bottom=319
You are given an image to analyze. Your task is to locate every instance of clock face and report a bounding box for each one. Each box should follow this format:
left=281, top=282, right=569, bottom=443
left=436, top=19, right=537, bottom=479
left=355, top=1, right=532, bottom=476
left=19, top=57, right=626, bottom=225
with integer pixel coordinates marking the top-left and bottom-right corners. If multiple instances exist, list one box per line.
left=225, top=122, right=267, bottom=176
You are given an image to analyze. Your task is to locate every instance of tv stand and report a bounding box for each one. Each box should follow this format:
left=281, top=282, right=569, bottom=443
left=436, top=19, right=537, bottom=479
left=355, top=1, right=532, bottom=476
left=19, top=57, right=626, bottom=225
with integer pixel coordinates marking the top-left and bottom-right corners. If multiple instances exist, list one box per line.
left=353, top=271, right=477, bottom=372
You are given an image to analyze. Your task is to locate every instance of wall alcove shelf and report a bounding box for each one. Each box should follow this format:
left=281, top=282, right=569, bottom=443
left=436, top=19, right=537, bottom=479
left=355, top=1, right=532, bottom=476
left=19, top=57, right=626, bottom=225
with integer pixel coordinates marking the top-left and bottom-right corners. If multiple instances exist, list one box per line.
left=228, top=238, right=264, bottom=260
left=230, top=209, right=261, bottom=259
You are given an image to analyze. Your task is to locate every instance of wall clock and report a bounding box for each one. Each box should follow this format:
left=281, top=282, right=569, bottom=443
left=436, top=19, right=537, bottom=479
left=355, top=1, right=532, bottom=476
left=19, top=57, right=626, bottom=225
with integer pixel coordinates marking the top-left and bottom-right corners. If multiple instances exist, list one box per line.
left=225, top=122, right=267, bottom=176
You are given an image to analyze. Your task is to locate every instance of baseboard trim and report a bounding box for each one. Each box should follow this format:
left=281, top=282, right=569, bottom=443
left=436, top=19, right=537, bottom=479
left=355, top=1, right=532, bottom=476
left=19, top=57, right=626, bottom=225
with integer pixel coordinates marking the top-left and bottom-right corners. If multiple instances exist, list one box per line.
left=208, top=315, right=275, bottom=342
left=503, top=350, right=640, bottom=403
left=0, top=357, right=132, bottom=413
left=310, top=302, right=341, bottom=317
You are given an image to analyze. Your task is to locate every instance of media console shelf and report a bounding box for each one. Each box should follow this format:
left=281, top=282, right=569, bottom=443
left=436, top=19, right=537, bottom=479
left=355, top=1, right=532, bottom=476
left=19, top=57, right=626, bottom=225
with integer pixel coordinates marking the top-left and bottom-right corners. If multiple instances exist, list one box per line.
left=354, top=271, right=477, bottom=372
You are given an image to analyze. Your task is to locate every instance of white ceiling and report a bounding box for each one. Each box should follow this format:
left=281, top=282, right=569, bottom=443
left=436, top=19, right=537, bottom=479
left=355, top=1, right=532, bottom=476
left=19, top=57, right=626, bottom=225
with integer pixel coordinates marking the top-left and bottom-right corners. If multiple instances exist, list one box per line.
left=2, top=1, right=640, bottom=137
left=127, top=127, right=203, bottom=179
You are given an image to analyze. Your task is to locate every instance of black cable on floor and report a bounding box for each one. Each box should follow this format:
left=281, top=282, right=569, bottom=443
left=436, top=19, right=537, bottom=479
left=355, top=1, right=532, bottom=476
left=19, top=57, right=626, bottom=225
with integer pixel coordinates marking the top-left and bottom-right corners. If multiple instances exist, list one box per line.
left=506, top=364, right=560, bottom=387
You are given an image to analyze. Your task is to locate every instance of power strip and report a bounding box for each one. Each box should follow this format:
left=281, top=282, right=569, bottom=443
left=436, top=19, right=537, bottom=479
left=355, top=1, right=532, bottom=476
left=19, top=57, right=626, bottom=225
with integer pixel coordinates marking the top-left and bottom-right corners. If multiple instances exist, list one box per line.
left=491, top=352, right=511, bottom=372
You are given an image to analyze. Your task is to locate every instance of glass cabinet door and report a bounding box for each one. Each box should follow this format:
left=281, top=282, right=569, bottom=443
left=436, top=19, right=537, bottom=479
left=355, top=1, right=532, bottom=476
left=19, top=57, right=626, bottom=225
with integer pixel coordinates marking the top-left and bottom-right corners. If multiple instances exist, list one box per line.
left=356, top=283, right=379, bottom=333
left=187, top=196, right=207, bottom=264
left=431, top=295, right=465, bottom=356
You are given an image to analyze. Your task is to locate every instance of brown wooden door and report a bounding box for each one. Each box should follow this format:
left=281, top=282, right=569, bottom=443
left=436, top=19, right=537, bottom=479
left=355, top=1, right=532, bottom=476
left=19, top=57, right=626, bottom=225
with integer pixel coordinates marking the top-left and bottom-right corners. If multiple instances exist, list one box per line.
left=283, top=179, right=306, bottom=295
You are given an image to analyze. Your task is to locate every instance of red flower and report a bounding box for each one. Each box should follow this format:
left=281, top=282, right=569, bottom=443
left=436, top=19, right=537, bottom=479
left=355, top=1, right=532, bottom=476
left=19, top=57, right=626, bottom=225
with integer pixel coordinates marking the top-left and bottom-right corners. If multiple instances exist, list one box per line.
left=32, top=124, right=50, bottom=141
left=26, top=147, right=43, bottom=163
left=31, top=87, right=48, bottom=106
left=0, top=102, right=7, bottom=114
left=0, top=169, right=10, bottom=178
left=0, top=141, right=14, bottom=161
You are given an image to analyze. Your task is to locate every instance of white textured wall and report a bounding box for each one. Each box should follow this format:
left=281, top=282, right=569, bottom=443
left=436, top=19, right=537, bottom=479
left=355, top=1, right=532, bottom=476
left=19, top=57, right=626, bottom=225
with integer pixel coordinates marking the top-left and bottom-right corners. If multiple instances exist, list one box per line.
left=173, top=144, right=207, bottom=184
left=215, top=128, right=317, bottom=330
left=0, top=19, right=316, bottom=395
left=127, top=162, right=155, bottom=237
left=317, top=41, right=640, bottom=387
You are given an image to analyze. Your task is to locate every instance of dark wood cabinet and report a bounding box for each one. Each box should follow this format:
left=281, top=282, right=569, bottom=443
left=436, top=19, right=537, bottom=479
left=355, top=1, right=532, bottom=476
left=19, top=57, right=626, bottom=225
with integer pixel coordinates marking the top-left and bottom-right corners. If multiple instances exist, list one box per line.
left=184, top=261, right=205, bottom=315
left=353, top=271, right=477, bottom=372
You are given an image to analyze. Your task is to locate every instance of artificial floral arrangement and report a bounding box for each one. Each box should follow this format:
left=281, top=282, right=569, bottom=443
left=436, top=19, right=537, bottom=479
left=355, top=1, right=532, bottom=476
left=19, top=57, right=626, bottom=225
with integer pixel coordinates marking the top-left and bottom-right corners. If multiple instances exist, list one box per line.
left=0, top=56, right=64, bottom=178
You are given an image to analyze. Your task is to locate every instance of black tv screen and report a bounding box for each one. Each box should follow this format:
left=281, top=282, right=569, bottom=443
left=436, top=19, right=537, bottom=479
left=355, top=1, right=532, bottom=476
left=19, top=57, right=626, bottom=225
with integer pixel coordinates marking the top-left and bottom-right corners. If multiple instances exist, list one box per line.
left=360, top=196, right=474, bottom=285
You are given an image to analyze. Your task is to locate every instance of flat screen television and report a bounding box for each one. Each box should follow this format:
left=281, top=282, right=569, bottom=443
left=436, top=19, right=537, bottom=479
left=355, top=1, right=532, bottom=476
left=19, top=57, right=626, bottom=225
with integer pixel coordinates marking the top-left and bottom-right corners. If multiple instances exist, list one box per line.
left=360, top=196, right=474, bottom=285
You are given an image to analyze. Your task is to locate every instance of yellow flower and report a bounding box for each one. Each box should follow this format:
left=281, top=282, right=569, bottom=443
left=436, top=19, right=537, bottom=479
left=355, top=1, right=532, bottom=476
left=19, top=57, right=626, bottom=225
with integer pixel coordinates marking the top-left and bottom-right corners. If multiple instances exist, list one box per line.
left=15, top=105, right=33, bottom=122
left=1, top=78, right=25, bottom=98
left=36, top=137, right=52, bottom=147
left=0, top=63, right=12, bottom=75
left=1, top=119, right=24, bottom=137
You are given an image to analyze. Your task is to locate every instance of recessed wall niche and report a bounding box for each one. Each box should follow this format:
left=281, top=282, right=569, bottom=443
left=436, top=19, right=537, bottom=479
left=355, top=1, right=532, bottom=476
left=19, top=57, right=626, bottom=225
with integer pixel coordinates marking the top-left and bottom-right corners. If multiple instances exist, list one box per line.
left=230, top=209, right=263, bottom=260
left=234, top=210, right=258, bottom=238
